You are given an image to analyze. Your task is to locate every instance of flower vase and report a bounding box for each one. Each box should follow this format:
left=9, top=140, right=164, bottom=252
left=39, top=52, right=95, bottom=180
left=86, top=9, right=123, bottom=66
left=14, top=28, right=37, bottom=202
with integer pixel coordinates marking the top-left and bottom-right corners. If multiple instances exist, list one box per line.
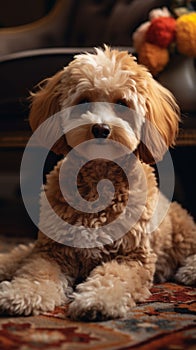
left=157, top=54, right=196, bottom=112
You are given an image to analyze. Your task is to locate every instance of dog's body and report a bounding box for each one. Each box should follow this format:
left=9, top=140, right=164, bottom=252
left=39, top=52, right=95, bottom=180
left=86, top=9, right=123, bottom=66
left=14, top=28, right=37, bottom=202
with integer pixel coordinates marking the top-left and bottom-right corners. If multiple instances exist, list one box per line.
left=0, top=47, right=195, bottom=320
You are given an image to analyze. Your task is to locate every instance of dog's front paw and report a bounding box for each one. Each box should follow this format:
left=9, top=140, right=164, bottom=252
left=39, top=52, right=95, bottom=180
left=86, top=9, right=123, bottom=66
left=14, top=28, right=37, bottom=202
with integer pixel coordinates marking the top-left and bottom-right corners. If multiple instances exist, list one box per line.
left=68, top=288, right=132, bottom=321
left=0, top=279, right=67, bottom=316
left=0, top=281, right=40, bottom=315
left=69, top=296, right=110, bottom=322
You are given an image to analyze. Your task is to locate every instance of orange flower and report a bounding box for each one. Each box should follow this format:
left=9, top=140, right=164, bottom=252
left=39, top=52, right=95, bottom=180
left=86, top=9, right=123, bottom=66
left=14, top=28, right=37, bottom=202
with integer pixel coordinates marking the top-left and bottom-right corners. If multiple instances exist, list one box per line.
left=138, top=42, right=169, bottom=76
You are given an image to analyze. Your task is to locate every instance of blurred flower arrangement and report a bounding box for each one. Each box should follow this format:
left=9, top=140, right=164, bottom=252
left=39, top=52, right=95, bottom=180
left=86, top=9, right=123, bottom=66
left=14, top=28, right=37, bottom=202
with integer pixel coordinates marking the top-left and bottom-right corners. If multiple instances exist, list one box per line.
left=132, top=1, right=196, bottom=76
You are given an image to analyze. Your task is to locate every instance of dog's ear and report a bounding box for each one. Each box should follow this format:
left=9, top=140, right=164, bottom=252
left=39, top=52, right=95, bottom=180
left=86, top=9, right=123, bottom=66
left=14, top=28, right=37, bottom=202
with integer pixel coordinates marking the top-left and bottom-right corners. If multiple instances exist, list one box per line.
left=136, top=78, right=180, bottom=164
left=29, top=70, right=69, bottom=155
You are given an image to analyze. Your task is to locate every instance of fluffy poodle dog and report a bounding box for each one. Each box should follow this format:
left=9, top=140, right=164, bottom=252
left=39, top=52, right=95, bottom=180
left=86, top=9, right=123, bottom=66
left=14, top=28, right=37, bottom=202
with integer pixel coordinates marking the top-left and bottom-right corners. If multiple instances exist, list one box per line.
left=0, top=46, right=195, bottom=321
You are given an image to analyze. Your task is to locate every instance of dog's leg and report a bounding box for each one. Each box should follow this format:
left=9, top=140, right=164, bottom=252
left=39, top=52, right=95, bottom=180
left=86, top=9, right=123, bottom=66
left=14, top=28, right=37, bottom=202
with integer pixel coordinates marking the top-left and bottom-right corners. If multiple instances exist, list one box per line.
left=175, top=254, right=196, bottom=285
left=172, top=203, right=196, bottom=286
left=153, top=202, right=196, bottom=285
left=68, top=257, right=155, bottom=321
left=0, top=243, right=34, bottom=281
left=0, top=253, right=72, bottom=315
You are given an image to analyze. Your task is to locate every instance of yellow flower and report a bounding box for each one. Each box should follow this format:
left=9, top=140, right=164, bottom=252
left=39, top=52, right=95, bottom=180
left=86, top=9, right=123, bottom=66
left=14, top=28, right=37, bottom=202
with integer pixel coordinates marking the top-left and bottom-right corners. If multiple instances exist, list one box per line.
left=176, top=12, right=196, bottom=56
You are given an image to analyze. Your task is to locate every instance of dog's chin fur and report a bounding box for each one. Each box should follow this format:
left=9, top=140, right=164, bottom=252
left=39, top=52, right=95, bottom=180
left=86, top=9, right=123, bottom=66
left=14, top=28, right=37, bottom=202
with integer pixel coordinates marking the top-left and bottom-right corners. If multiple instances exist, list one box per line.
left=0, top=46, right=195, bottom=321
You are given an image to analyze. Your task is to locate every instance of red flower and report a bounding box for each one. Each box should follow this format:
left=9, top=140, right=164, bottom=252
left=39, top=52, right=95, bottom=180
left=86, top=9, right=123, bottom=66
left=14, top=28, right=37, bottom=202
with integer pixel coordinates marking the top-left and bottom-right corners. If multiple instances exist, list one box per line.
left=146, top=17, right=176, bottom=48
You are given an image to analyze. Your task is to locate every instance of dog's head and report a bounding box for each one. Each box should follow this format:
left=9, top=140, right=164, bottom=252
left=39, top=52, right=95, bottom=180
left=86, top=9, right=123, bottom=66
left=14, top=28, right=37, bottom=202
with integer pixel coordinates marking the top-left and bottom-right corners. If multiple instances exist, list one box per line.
left=29, top=46, right=180, bottom=163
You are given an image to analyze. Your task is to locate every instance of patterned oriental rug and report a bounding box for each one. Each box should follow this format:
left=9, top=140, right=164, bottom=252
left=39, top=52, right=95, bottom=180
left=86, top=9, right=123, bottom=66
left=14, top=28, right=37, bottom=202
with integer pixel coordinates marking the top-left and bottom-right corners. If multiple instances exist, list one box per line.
left=0, top=237, right=195, bottom=350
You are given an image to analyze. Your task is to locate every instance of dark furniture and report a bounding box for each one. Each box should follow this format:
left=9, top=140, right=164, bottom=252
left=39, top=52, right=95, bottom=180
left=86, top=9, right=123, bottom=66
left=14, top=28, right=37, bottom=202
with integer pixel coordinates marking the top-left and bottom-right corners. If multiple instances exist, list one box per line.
left=0, top=0, right=171, bottom=56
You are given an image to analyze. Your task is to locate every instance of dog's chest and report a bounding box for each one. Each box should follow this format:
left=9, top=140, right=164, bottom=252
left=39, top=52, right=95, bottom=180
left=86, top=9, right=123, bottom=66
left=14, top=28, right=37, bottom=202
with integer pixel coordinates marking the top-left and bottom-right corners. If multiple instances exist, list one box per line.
left=40, top=157, right=152, bottom=248
left=77, top=159, right=129, bottom=212
left=46, top=159, right=130, bottom=226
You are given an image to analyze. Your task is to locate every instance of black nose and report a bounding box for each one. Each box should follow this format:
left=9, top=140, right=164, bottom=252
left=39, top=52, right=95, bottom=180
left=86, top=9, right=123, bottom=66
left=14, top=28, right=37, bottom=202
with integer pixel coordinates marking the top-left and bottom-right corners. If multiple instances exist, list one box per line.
left=92, top=123, right=110, bottom=138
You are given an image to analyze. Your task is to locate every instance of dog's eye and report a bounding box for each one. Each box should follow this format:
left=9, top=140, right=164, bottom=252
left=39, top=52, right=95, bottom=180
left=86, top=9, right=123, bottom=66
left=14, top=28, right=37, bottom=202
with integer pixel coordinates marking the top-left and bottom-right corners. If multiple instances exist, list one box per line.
left=71, top=97, right=91, bottom=117
left=78, top=98, right=91, bottom=105
left=115, top=99, right=129, bottom=108
left=114, top=99, right=129, bottom=116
